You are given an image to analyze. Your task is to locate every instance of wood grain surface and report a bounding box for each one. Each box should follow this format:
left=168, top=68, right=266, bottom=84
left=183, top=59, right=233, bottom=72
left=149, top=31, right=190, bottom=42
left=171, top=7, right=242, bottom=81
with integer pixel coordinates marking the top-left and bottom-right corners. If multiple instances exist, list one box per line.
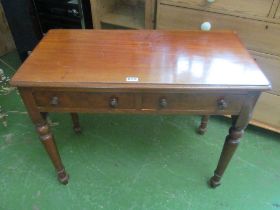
left=11, top=30, right=270, bottom=91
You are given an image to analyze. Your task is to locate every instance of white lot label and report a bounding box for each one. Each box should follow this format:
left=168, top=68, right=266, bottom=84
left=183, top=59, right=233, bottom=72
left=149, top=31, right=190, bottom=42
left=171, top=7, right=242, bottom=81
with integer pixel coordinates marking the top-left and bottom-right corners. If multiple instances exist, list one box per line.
left=126, top=77, right=139, bottom=82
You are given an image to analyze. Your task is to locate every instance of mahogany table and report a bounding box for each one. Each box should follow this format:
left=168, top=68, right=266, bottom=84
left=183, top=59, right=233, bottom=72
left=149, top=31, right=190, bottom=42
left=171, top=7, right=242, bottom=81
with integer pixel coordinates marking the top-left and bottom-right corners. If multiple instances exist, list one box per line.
left=10, top=30, right=270, bottom=187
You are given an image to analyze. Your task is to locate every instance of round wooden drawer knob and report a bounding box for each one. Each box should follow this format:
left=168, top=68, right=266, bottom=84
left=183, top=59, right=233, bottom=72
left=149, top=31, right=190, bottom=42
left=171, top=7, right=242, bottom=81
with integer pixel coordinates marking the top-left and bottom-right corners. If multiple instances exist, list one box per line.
left=159, top=98, right=168, bottom=108
left=217, top=98, right=227, bottom=110
left=50, top=96, right=59, bottom=106
left=201, top=22, right=212, bottom=31
left=109, top=97, right=118, bottom=108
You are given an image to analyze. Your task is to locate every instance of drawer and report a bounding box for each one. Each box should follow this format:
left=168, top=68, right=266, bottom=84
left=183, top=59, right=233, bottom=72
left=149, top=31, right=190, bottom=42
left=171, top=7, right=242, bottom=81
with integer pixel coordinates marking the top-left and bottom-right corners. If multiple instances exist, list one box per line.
left=160, top=0, right=273, bottom=18
left=141, top=93, right=245, bottom=114
left=157, top=4, right=280, bottom=56
left=33, top=91, right=136, bottom=110
left=250, top=51, right=280, bottom=96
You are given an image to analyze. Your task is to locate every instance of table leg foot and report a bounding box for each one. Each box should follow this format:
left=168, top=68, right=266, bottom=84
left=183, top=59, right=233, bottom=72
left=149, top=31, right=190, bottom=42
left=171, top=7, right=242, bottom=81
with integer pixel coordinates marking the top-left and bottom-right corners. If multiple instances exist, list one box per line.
left=71, top=113, right=82, bottom=134
left=209, top=174, right=221, bottom=188
left=197, top=127, right=207, bottom=135
left=73, top=126, right=82, bottom=134
left=57, top=169, right=69, bottom=185
left=197, top=115, right=209, bottom=135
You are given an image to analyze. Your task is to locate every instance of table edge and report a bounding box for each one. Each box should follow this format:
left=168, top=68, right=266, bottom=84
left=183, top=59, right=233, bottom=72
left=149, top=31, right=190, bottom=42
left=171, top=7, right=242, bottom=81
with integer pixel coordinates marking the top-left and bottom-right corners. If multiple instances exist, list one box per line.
left=10, top=81, right=271, bottom=92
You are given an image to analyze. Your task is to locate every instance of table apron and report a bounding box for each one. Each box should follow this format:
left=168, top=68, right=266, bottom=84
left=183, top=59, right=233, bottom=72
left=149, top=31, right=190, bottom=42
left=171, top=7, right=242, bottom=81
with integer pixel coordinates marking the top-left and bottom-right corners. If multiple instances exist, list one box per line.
left=31, top=90, right=247, bottom=115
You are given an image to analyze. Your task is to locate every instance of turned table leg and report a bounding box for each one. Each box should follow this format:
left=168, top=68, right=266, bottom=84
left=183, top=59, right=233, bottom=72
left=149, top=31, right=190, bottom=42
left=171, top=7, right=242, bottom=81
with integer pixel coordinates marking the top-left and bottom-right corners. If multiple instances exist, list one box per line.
left=70, top=113, right=82, bottom=133
left=197, top=115, right=209, bottom=134
left=36, top=123, right=69, bottom=184
left=209, top=123, right=243, bottom=188
left=209, top=94, right=259, bottom=188
left=19, top=88, right=69, bottom=184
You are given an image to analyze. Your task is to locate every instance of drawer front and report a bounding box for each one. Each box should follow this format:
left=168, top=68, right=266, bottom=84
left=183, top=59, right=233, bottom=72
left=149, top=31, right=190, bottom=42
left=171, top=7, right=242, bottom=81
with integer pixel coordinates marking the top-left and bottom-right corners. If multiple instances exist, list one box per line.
left=33, top=91, right=136, bottom=110
left=141, top=93, right=245, bottom=114
left=34, top=91, right=245, bottom=114
left=157, top=4, right=280, bottom=56
left=250, top=51, right=280, bottom=96
left=160, top=0, right=273, bottom=18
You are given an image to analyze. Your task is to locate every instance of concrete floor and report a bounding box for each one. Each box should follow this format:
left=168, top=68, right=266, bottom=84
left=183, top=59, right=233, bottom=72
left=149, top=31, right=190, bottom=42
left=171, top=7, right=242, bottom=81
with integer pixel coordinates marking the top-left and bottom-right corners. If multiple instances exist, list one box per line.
left=0, top=52, right=280, bottom=210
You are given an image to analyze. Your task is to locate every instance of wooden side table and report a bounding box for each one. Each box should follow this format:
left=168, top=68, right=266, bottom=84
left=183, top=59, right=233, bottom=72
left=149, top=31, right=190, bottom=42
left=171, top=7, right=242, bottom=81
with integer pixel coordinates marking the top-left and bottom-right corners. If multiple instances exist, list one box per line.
left=10, top=30, right=270, bottom=187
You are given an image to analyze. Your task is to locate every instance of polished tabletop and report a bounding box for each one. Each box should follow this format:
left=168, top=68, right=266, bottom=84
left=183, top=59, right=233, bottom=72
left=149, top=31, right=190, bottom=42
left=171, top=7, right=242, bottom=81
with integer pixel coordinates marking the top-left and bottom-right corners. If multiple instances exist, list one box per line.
left=11, top=30, right=270, bottom=90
